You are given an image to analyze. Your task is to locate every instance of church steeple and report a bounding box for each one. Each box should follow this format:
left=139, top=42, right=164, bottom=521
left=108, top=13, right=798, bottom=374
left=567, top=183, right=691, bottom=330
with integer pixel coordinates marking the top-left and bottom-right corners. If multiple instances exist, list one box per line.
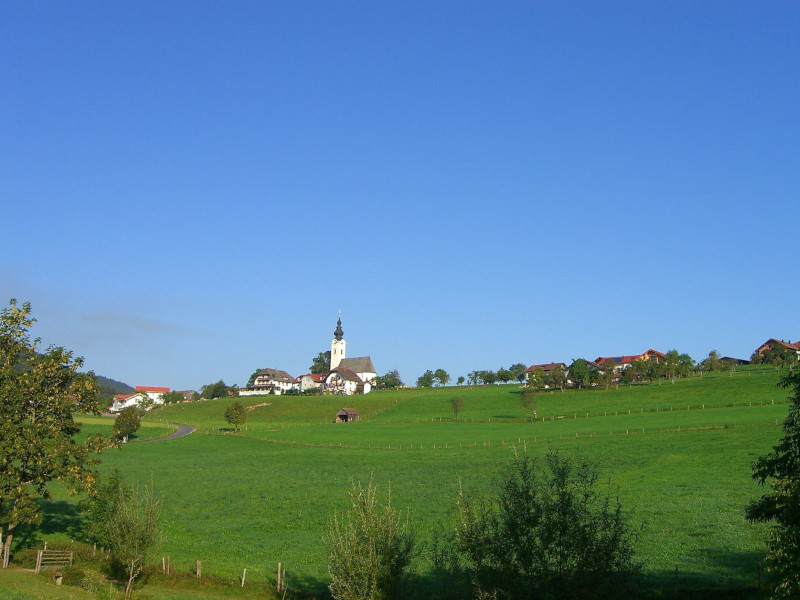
left=334, top=313, right=344, bottom=341
left=331, top=311, right=346, bottom=370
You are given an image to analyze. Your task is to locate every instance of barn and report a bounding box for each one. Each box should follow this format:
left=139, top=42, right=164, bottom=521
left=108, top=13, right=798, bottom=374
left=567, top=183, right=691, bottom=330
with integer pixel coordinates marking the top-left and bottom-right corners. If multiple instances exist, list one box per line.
left=335, top=408, right=360, bottom=423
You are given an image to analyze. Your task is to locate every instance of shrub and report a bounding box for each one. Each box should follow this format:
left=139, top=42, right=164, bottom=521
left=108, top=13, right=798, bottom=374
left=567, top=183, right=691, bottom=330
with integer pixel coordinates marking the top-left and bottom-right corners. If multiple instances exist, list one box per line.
left=323, top=478, right=414, bottom=600
left=452, top=448, right=641, bottom=599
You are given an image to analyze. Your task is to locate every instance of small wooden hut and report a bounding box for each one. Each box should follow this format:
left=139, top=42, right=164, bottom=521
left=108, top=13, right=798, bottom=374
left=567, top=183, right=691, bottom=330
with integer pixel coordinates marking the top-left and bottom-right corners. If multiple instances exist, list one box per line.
left=336, top=408, right=360, bottom=423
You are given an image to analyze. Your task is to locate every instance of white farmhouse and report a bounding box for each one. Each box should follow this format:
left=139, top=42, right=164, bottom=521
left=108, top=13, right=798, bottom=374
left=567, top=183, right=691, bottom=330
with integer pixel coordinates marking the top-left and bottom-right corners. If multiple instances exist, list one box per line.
left=110, top=385, right=169, bottom=412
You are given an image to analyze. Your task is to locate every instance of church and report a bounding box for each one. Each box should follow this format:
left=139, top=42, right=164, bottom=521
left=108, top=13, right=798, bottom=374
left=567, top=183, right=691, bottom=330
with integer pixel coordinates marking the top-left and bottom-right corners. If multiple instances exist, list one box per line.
left=324, top=314, right=378, bottom=394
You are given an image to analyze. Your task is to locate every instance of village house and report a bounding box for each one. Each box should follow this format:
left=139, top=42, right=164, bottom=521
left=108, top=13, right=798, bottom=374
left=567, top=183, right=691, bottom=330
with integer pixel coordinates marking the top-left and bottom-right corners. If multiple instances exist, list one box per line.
left=238, top=368, right=295, bottom=396
left=296, top=373, right=326, bottom=392
left=525, top=362, right=567, bottom=375
left=110, top=385, right=169, bottom=412
left=594, top=349, right=665, bottom=373
left=754, top=338, right=800, bottom=359
left=326, top=366, right=372, bottom=395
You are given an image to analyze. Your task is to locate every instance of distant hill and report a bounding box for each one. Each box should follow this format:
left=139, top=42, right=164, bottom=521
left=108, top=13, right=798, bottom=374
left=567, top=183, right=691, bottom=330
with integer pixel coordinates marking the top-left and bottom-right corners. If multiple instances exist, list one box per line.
left=95, top=375, right=134, bottom=399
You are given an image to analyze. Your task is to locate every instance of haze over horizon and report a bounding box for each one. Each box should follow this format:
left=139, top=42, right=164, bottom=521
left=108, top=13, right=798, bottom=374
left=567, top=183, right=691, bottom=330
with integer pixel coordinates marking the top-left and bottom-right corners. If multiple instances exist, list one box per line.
left=2, top=2, right=798, bottom=390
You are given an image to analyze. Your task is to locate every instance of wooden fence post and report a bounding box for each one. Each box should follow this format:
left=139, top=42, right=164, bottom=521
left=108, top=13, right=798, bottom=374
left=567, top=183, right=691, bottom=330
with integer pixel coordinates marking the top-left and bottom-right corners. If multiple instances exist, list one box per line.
left=196, top=560, right=201, bottom=580
left=241, top=568, right=246, bottom=587
left=277, top=562, right=282, bottom=591
left=673, top=565, right=678, bottom=598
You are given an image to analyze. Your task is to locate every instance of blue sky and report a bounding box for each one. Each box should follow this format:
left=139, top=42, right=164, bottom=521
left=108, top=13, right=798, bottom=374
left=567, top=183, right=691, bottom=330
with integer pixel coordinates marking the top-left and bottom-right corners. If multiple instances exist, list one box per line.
left=2, top=2, right=798, bottom=390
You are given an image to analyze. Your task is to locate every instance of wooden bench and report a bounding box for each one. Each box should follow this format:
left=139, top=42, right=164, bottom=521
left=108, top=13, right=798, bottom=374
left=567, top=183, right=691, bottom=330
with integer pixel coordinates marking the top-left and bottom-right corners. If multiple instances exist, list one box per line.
left=34, top=549, right=73, bottom=573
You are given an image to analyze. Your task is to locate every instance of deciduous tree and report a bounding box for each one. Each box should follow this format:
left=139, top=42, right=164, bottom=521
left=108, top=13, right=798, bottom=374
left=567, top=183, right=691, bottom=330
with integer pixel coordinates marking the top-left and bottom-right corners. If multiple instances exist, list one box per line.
left=311, top=351, right=332, bottom=374
left=509, top=363, right=528, bottom=383
left=375, top=369, right=403, bottom=390
left=521, top=388, right=537, bottom=421
left=246, top=368, right=263, bottom=388
left=545, top=364, right=568, bottom=392
left=450, top=397, right=464, bottom=421
left=526, top=367, right=544, bottom=389
left=200, top=380, right=230, bottom=399
left=416, top=370, right=434, bottom=388
left=0, top=299, right=108, bottom=567
left=568, top=359, right=590, bottom=389
left=433, top=369, right=450, bottom=387
left=224, top=401, right=247, bottom=432
left=113, top=407, right=141, bottom=442
left=160, top=390, right=184, bottom=404
left=496, top=367, right=512, bottom=384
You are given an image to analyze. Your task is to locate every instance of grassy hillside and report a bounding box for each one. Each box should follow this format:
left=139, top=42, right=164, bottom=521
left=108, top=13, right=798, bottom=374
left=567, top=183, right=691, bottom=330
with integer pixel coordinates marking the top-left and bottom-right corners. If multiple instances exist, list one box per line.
left=12, top=366, right=792, bottom=597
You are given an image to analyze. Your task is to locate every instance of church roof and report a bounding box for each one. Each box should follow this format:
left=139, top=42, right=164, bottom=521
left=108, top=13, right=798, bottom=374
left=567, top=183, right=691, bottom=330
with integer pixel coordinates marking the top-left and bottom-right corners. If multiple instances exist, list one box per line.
left=339, top=356, right=376, bottom=375
left=332, top=366, right=363, bottom=383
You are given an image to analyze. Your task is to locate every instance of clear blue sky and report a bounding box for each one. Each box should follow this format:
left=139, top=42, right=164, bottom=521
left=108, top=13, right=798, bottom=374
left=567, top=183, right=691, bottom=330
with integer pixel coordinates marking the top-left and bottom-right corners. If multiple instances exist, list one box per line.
left=2, top=2, right=798, bottom=391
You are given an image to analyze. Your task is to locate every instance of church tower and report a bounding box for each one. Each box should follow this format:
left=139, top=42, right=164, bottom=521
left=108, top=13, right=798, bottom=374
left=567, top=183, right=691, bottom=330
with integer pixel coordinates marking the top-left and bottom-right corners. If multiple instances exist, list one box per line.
left=330, top=312, right=347, bottom=370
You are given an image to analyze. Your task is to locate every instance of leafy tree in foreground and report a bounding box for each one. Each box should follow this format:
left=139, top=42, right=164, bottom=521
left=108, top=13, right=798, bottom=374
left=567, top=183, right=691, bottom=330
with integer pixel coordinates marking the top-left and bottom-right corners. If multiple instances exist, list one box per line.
left=113, top=407, right=141, bottom=442
left=324, top=478, right=414, bottom=600
left=311, top=351, right=332, bottom=374
left=224, top=401, right=247, bottom=432
left=746, top=369, right=800, bottom=599
left=450, top=397, right=464, bottom=421
left=451, top=448, right=640, bottom=599
left=0, top=299, right=108, bottom=567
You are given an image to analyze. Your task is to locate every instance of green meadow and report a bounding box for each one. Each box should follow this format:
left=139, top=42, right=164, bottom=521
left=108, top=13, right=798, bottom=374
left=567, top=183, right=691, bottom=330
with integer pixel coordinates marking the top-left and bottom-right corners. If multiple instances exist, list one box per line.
left=10, top=366, right=793, bottom=597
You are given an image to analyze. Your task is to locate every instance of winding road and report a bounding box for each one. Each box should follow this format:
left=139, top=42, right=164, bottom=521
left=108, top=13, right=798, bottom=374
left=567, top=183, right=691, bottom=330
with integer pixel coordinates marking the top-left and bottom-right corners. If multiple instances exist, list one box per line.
left=143, top=424, right=195, bottom=443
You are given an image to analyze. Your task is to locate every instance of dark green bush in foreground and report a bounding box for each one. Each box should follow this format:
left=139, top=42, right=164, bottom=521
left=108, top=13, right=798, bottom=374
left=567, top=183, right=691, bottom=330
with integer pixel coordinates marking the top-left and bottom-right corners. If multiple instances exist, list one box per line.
left=439, top=448, right=641, bottom=599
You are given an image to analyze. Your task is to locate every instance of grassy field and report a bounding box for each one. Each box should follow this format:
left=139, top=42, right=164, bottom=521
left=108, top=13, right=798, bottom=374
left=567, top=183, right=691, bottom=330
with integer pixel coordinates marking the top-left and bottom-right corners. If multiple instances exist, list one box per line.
left=9, top=366, right=792, bottom=597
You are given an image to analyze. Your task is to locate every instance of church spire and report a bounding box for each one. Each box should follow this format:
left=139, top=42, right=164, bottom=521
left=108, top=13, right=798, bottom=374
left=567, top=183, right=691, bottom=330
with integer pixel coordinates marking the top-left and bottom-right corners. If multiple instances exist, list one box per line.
left=334, top=311, right=344, bottom=341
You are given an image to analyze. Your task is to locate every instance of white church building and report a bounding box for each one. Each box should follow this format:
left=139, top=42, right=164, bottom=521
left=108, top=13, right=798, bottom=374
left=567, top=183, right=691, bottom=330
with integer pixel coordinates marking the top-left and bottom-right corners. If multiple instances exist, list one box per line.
left=324, top=315, right=377, bottom=395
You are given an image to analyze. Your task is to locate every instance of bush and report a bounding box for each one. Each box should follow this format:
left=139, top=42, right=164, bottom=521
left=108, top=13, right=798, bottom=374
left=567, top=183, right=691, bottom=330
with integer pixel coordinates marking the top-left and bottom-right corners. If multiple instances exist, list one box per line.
left=60, top=565, right=85, bottom=586
left=323, top=478, right=414, bottom=600
left=451, top=448, right=641, bottom=599
left=80, top=568, right=107, bottom=593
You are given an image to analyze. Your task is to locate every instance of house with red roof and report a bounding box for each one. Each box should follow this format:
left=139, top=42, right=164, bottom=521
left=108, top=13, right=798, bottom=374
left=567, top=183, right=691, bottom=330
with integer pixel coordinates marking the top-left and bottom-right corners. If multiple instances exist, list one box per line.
left=297, top=372, right=327, bottom=392
left=110, top=385, right=169, bottom=413
left=594, top=349, right=665, bottom=373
